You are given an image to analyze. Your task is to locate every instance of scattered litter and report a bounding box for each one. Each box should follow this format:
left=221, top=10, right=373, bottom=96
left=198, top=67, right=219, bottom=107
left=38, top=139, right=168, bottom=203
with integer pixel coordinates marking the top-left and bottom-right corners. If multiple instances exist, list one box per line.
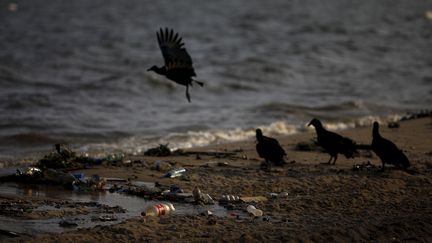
left=200, top=210, right=213, bottom=216
left=164, top=168, right=186, bottom=178
left=246, top=205, right=263, bottom=217
left=220, top=194, right=240, bottom=202
left=193, top=187, right=215, bottom=205
left=25, top=167, right=42, bottom=176
left=141, top=203, right=175, bottom=217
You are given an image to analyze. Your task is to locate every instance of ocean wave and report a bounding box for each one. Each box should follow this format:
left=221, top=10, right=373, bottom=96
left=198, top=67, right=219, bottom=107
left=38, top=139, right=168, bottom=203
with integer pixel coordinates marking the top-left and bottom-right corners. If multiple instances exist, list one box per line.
left=76, top=114, right=402, bottom=157
left=77, top=121, right=298, bottom=156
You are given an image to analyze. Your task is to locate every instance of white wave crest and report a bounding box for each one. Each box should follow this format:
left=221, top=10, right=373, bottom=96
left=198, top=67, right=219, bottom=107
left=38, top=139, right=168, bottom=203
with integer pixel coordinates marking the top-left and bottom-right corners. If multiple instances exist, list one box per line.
left=78, top=114, right=403, bottom=157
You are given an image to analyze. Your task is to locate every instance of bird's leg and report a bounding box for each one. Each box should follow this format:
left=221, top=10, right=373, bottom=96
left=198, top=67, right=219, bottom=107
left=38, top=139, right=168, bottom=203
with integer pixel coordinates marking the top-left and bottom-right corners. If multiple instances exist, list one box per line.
left=332, top=154, right=338, bottom=165
left=185, top=86, right=191, bottom=102
left=381, top=161, right=386, bottom=171
left=327, top=156, right=333, bottom=164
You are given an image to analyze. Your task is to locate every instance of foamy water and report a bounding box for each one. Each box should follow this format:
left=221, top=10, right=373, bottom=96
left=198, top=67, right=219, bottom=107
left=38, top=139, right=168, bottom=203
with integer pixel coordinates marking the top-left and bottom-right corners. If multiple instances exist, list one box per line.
left=0, top=0, right=431, bottom=160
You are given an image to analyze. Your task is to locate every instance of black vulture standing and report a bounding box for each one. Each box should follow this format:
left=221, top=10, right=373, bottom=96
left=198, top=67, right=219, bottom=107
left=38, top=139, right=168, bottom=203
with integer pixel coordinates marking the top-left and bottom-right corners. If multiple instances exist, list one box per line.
left=256, top=129, right=287, bottom=166
left=308, top=118, right=357, bottom=164
left=148, top=28, right=203, bottom=102
left=371, top=121, right=410, bottom=170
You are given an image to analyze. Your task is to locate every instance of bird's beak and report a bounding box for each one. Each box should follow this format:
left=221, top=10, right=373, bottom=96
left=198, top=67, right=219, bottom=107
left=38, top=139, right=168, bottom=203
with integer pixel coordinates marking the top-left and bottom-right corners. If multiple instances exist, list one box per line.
left=307, top=122, right=312, bottom=127
left=147, top=68, right=151, bottom=71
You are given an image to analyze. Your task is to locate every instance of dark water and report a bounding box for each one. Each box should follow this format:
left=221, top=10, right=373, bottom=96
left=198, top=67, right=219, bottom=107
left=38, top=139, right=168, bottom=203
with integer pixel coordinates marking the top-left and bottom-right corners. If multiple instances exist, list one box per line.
left=0, top=181, right=231, bottom=236
left=0, top=0, right=431, bottom=160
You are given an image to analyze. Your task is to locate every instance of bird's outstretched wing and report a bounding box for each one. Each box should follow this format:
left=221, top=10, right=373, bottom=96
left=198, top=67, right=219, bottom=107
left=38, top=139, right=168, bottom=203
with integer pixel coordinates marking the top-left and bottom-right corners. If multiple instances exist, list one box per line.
left=157, top=28, right=196, bottom=76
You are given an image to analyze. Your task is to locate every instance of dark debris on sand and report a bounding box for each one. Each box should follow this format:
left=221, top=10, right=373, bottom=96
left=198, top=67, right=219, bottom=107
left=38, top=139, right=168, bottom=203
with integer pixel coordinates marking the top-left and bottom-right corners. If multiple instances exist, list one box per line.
left=144, top=144, right=172, bottom=157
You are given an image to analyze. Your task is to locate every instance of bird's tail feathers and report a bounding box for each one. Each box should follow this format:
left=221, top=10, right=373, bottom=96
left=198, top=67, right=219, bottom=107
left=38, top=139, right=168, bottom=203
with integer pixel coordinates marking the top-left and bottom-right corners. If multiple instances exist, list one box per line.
left=193, top=79, right=204, bottom=87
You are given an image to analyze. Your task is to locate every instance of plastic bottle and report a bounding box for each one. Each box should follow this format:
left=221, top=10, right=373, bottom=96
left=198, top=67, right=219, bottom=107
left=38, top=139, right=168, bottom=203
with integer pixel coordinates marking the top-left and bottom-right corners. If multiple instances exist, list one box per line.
left=247, top=205, right=263, bottom=217
left=141, top=203, right=175, bottom=217
left=164, top=168, right=186, bottom=178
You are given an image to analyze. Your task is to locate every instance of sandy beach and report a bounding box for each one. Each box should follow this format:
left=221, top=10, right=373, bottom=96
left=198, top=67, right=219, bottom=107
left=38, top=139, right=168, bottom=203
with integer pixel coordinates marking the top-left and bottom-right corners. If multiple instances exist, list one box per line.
left=1, top=1, right=431, bottom=242
left=0, top=117, right=430, bottom=242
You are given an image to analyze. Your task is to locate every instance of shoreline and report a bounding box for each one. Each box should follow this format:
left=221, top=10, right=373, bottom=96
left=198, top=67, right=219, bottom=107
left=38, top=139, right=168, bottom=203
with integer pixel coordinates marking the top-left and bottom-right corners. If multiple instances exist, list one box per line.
left=0, top=117, right=431, bottom=242
left=1, top=110, right=430, bottom=166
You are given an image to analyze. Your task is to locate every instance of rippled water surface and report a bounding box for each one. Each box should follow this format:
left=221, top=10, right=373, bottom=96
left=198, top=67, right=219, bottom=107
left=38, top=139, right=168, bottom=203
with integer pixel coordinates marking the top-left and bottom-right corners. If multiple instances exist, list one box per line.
left=0, top=0, right=431, bottom=159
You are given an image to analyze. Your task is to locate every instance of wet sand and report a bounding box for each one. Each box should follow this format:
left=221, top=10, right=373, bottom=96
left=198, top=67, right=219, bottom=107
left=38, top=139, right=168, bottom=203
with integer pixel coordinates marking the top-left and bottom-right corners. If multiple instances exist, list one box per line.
left=2, top=117, right=432, bottom=242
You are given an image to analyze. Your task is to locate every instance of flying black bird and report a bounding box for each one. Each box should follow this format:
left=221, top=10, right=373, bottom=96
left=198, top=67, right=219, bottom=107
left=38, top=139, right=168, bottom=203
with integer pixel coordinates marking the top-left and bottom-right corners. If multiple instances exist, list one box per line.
left=148, top=28, right=203, bottom=102
left=256, top=129, right=287, bottom=166
left=308, top=118, right=357, bottom=164
left=371, top=121, right=410, bottom=170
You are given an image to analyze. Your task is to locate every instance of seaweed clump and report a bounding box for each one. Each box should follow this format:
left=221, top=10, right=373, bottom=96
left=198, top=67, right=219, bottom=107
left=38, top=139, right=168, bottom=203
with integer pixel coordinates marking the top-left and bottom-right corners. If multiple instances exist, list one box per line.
left=36, top=144, right=97, bottom=170
left=144, top=144, right=171, bottom=157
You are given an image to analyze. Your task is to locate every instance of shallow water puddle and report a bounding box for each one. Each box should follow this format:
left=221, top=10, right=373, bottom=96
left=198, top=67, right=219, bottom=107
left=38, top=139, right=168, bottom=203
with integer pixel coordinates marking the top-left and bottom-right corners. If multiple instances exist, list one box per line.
left=0, top=181, right=233, bottom=237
